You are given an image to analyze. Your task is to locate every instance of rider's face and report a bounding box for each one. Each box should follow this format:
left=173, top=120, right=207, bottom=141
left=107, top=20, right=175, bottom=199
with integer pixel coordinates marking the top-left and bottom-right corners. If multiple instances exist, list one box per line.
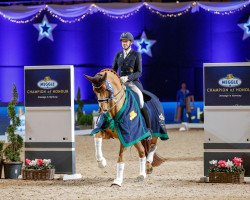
left=121, top=39, right=132, bottom=50
left=181, top=83, right=186, bottom=90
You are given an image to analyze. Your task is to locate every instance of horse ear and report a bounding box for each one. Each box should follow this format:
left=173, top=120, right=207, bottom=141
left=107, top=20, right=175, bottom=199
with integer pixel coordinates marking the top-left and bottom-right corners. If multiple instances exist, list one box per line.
left=84, top=74, right=95, bottom=83
left=102, top=72, right=107, bottom=82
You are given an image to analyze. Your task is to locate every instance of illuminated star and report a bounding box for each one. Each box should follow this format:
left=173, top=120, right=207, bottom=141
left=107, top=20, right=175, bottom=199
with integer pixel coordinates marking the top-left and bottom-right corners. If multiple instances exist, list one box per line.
left=140, top=40, right=148, bottom=50
left=238, top=16, right=250, bottom=40
left=41, top=23, right=50, bottom=33
left=33, top=15, right=57, bottom=41
left=134, top=31, right=156, bottom=57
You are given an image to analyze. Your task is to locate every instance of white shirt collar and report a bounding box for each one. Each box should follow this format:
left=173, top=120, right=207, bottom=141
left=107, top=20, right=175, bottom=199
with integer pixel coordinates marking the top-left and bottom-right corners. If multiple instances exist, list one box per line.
left=123, top=47, right=131, bottom=56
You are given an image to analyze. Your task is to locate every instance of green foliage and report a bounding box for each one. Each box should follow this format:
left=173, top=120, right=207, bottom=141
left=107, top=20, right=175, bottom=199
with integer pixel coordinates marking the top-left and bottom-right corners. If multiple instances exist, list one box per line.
left=0, top=141, right=4, bottom=160
left=3, top=84, right=23, bottom=162
left=76, top=87, right=84, bottom=124
left=209, top=165, right=244, bottom=174
left=77, top=114, right=93, bottom=126
left=12, top=84, right=18, bottom=105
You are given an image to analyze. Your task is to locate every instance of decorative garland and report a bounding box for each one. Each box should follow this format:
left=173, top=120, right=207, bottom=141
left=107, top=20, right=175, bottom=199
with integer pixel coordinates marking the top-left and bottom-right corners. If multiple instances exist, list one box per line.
left=0, top=1, right=249, bottom=24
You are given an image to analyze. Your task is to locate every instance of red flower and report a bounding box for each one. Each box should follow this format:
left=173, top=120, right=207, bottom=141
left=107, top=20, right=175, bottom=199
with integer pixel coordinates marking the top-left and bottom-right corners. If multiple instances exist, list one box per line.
left=233, top=157, right=243, bottom=167
left=25, top=159, right=31, bottom=165
left=218, top=160, right=227, bottom=168
left=36, top=159, right=43, bottom=166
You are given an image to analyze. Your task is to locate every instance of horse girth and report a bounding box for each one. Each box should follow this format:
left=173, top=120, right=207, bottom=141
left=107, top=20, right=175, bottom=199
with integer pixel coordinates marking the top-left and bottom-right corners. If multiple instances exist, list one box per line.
left=97, top=129, right=118, bottom=140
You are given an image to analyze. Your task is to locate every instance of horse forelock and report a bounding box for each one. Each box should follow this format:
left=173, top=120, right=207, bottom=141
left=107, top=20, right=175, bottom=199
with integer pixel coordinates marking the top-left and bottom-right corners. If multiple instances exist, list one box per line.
left=92, top=68, right=123, bottom=99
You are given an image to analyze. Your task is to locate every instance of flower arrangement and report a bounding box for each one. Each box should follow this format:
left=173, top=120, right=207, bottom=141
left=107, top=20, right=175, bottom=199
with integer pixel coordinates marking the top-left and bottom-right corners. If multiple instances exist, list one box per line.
left=209, top=157, right=244, bottom=173
left=25, top=158, right=54, bottom=170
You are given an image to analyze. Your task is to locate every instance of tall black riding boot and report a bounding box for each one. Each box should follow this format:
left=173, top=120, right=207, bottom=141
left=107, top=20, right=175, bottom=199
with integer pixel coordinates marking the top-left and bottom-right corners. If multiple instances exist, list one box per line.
left=141, top=106, right=151, bottom=130
left=187, top=112, right=192, bottom=123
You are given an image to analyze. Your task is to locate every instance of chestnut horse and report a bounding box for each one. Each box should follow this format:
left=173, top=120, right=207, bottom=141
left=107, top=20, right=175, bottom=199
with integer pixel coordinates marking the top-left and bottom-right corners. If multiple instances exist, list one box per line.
left=85, top=69, right=167, bottom=186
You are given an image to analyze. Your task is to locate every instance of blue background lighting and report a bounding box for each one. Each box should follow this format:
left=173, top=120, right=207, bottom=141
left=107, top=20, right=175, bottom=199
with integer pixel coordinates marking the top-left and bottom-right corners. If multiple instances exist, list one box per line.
left=0, top=8, right=249, bottom=103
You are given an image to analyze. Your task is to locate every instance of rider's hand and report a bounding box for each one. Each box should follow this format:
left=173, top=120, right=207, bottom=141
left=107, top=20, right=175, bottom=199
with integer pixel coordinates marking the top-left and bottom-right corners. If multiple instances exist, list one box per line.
left=120, top=76, right=128, bottom=83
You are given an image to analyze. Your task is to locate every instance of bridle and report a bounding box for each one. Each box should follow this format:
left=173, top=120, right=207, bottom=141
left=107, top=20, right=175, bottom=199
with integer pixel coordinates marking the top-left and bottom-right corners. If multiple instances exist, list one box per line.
left=93, top=81, right=125, bottom=114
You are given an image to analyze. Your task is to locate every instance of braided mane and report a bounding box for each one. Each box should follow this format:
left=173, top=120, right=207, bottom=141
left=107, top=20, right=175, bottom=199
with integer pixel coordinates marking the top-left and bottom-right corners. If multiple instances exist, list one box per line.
left=99, top=68, right=122, bottom=85
left=100, top=68, right=119, bottom=78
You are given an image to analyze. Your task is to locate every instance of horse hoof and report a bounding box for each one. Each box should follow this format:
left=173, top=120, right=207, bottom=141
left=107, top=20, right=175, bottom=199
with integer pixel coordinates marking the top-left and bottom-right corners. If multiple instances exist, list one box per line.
left=111, top=179, right=122, bottom=187
left=146, top=163, right=153, bottom=174
left=136, top=174, right=146, bottom=182
left=97, top=158, right=107, bottom=168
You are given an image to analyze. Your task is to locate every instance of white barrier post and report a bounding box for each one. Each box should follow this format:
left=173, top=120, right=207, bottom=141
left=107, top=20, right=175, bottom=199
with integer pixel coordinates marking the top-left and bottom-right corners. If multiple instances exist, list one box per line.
left=203, top=62, right=250, bottom=177
left=24, top=65, right=76, bottom=174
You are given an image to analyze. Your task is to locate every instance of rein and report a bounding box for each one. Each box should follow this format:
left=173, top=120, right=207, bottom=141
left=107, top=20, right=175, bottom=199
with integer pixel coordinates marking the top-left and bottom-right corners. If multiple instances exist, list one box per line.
left=93, top=81, right=125, bottom=114
left=102, top=88, right=125, bottom=114
left=95, top=84, right=124, bottom=104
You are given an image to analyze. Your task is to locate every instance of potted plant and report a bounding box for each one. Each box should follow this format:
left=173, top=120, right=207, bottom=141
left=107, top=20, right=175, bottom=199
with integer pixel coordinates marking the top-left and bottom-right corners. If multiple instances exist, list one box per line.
left=0, top=141, right=4, bottom=178
left=3, top=84, right=23, bottom=179
left=209, top=157, right=245, bottom=183
left=22, top=158, right=55, bottom=180
left=78, top=114, right=93, bottom=130
left=76, top=87, right=84, bottom=123
left=75, top=87, right=93, bottom=129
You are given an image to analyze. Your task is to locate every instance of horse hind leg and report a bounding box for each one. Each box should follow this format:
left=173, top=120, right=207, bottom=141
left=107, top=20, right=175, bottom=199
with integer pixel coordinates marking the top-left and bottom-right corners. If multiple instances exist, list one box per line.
left=146, top=150, right=155, bottom=174
left=94, top=134, right=107, bottom=168
left=146, top=138, right=158, bottom=174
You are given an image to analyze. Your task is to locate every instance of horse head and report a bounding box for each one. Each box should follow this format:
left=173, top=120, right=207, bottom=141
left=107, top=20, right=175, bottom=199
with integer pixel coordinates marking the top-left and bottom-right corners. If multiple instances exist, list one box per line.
left=84, top=69, right=125, bottom=115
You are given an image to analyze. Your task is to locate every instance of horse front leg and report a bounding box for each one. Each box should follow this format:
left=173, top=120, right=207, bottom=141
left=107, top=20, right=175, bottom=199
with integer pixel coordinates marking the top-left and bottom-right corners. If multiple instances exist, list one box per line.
left=111, top=143, right=126, bottom=187
left=134, top=142, right=147, bottom=180
left=94, top=132, right=107, bottom=168
left=146, top=137, right=158, bottom=174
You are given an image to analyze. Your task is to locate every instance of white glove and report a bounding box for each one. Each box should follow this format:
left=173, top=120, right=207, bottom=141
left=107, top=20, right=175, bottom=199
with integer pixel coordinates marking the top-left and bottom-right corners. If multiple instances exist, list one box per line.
left=120, top=76, right=128, bottom=83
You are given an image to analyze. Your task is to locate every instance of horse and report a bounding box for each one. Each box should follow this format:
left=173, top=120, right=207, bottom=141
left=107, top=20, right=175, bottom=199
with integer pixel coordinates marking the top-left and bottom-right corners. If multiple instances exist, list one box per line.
left=84, top=69, right=168, bottom=186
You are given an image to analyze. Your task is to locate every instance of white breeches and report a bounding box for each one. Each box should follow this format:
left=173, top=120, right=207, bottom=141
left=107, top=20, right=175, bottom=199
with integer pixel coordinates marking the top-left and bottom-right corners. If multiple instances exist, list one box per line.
left=125, top=82, right=144, bottom=108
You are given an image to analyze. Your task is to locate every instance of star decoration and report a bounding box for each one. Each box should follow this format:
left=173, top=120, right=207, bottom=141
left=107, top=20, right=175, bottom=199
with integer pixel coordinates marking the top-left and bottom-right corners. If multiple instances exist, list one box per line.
left=33, top=15, right=57, bottom=41
left=238, top=16, right=250, bottom=40
left=140, top=40, right=148, bottom=50
left=134, top=31, right=156, bottom=57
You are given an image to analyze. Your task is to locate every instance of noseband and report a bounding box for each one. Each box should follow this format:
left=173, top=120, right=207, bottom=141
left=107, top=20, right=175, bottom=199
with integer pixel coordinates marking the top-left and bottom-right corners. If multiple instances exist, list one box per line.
left=93, top=80, right=125, bottom=113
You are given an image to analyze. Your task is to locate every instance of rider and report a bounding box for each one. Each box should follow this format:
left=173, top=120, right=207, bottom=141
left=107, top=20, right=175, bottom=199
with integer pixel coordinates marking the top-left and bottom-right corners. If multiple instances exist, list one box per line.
left=112, top=32, right=151, bottom=131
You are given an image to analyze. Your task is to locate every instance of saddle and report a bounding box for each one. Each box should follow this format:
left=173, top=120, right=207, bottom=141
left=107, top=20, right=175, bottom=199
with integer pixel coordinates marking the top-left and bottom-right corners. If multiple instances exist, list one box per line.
left=142, top=90, right=153, bottom=103
left=129, top=88, right=168, bottom=137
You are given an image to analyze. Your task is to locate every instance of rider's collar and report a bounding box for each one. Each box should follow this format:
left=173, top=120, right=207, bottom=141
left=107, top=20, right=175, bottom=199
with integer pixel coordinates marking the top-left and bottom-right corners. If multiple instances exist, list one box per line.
left=123, top=47, right=131, bottom=56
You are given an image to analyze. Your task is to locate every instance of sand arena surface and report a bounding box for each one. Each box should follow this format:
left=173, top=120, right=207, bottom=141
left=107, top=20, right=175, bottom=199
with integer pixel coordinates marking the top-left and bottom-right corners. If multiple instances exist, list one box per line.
left=0, top=129, right=250, bottom=200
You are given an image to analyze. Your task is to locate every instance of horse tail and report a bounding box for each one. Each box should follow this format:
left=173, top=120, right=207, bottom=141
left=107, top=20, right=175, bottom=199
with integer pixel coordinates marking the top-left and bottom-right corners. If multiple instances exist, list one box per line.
left=141, top=139, right=166, bottom=167
left=151, top=153, right=166, bottom=167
